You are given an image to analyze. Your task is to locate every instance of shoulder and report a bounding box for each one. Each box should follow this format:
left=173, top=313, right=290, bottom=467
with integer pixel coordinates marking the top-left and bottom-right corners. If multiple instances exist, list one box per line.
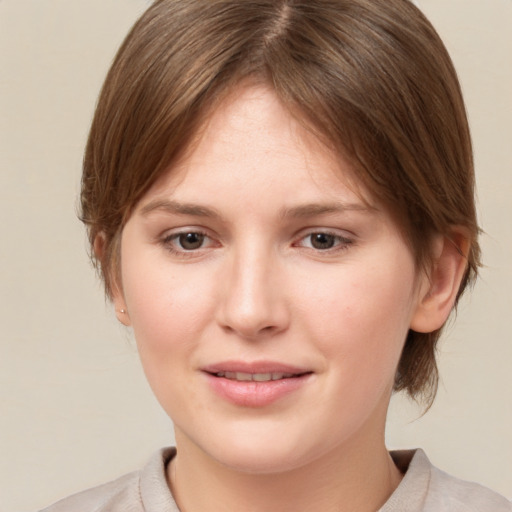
left=39, top=447, right=177, bottom=512
left=385, top=449, right=511, bottom=512
left=39, top=471, right=141, bottom=512
left=426, top=460, right=512, bottom=512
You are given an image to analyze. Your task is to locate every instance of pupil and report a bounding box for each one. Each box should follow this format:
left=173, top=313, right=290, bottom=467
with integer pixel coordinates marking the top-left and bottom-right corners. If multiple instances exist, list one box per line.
left=179, top=232, right=204, bottom=250
left=311, top=233, right=335, bottom=249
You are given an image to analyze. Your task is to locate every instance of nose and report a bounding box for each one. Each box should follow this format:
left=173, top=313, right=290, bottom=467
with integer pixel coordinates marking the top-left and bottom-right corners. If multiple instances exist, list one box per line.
left=216, top=245, right=290, bottom=340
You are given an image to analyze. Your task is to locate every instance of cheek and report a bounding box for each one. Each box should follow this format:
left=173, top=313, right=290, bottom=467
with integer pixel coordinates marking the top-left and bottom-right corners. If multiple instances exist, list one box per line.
left=298, top=259, right=417, bottom=382
left=301, top=259, right=415, bottom=332
left=120, top=253, right=213, bottom=413
left=121, top=249, right=214, bottom=357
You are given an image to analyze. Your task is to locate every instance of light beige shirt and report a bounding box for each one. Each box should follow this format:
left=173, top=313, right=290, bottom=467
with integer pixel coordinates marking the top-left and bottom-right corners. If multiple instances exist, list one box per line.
left=40, top=447, right=511, bottom=511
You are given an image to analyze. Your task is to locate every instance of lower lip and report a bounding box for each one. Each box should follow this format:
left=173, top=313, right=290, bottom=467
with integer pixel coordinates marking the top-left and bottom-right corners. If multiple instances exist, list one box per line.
left=204, top=373, right=312, bottom=407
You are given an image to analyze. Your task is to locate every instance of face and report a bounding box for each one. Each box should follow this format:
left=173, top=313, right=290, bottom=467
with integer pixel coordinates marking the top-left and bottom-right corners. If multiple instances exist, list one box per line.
left=116, top=85, right=428, bottom=474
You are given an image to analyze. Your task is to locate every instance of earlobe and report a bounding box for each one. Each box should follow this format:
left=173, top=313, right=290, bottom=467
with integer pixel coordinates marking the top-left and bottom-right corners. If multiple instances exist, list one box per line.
left=410, top=231, right=470, bottom=333
left=114, top=305, right=131, bottom=326
left=112, top=283, right=132, bottom=326
left=111, top=279, right=132, bottom=327
left=94, top=232, right=131, bottom=327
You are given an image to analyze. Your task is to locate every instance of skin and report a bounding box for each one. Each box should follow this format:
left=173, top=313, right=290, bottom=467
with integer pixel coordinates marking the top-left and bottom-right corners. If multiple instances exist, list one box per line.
left=110, top=85, right=466, bottom=512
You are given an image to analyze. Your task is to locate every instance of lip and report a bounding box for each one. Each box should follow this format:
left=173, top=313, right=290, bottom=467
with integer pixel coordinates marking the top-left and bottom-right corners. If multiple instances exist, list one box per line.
left=201, top=360, right=313, bottom=408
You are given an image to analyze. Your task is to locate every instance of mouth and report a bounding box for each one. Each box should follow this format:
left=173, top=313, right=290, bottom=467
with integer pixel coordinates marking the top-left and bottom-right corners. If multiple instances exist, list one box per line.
left=210, top=371, right=309, bottom=382
left=202, top=362, right=313, bottom=407
left=202, top=361, right=312, bottom=381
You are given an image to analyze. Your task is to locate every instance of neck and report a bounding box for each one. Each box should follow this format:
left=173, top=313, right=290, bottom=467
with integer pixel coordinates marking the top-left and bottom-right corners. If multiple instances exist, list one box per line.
left=167, top=426, right=402, bottom=512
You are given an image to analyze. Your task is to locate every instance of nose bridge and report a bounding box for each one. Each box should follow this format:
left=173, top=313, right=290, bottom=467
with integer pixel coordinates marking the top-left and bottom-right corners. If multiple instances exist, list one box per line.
left=218, top=238, right=288, bottom=338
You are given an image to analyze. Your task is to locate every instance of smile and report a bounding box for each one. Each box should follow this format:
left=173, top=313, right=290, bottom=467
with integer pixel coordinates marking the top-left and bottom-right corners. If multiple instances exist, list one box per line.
left=203, top=362, right=313, bottom=407
left=213, top=372, right=298, bottom=382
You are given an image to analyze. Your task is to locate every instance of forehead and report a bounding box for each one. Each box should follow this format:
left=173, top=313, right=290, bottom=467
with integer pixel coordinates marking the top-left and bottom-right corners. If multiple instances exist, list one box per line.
left=142, top=84, right=375, bottom=211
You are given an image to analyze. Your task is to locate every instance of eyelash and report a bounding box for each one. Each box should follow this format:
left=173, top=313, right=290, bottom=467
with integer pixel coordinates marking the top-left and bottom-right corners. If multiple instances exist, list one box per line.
left=161, top=230, right=215, bottom=257
left=294, top=231, right=354, bottom=253
left=159, top=229, right=354, bottom=258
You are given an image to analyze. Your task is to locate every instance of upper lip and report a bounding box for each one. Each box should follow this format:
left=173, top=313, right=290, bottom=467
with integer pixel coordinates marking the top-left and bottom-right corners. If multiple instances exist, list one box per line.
left=201, top=360, right=311, bottom=376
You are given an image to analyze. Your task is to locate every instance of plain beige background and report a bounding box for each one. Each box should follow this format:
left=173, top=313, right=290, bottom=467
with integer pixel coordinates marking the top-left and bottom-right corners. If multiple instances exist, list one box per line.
left=1, top=1, right=511, bottom=510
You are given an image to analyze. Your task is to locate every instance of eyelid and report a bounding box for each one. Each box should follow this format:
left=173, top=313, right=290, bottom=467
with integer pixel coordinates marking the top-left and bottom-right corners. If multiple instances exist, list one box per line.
left=156, top=225, right=355, bottom=258
left=159, top=227, right=221, bottom=256
left=293, top=228, right=355, bottom=252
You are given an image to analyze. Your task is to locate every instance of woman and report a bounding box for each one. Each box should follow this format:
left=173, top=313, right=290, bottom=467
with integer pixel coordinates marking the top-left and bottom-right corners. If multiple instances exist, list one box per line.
left=42, top=0, right=511, bottom=510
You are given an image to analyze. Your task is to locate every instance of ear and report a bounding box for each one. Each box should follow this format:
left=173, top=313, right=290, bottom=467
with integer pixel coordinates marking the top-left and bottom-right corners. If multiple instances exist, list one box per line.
left=93, top=233, right=131, bottom=327
left=410, top=230, right=469, bottom=333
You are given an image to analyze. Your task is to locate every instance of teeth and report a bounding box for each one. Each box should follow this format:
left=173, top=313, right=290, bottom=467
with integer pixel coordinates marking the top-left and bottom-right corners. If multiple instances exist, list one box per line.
left=232, top=372, right=252, bottom=381
left=215, top=372, right=295, bottom=382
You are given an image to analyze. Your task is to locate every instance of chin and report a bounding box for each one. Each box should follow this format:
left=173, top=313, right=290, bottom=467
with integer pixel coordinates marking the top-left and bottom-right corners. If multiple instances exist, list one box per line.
left=186, top=423, right=328, bottom=476
left=212, top=445, right=313, bottom=475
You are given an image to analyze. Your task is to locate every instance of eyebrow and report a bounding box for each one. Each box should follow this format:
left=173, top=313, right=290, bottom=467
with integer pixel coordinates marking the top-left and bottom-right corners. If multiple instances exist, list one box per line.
left=139, top=199, right=374, bottom=220
left=280, top=202, right=374, bottom=218
left=139, top=199, right=222, bottom=219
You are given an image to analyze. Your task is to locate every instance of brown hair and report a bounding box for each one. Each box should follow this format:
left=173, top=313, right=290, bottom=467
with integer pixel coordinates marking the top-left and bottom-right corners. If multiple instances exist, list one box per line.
left=81, top=0, right=480, bottom=405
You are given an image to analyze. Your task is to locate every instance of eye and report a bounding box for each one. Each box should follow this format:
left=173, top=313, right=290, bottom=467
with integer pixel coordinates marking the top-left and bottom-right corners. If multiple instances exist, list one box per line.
left=309, top=233, right=337, bottom=250
left=162, top=230, right=216, bottom=254
left=176, top=232, right=206, bottom=250
left=296, top=231, right=353, bottom=252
